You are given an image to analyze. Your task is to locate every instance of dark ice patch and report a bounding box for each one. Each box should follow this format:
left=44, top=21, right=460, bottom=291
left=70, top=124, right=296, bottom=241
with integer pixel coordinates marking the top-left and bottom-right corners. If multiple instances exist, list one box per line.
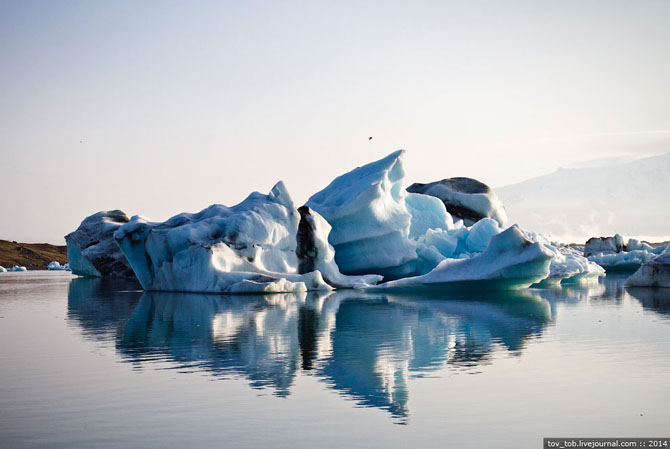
left=296, top=206, right=318, bottom=274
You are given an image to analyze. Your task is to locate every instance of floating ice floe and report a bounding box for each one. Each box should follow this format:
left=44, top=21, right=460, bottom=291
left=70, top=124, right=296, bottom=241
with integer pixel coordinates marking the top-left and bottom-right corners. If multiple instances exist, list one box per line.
left=584, top=234, right=668, bottom=271
left=114, top=182, right=381, bottom=293
left=7, top=266, right=27, bottom=272
left=47, top=261, right=69, bottom=271
left=625, top=252, right=670, bottom=288
left=65, top=210, right=136, bottom=278
left=370, top=226, right=553, bottom=291
left=407, top=177, right=507, bottom=227
left=0, top=266, right=6, bottom=273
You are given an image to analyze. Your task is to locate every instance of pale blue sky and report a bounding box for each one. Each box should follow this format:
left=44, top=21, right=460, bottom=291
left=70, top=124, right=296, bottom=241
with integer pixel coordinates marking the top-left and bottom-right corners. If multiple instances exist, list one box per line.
left=1, top=0, right=668, bottom=243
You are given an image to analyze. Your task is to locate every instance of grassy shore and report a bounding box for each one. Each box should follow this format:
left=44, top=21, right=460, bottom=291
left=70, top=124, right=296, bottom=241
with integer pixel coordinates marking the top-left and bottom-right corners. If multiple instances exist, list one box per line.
left=0, top=240, right=68, bottom=270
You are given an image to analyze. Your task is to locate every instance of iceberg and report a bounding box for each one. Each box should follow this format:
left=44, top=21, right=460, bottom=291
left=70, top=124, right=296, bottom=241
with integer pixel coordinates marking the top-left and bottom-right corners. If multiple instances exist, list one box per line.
left=584, top=235, right=625, bottom=256
left=0, top=266, right=6, bottom=273
left=465, top=218, right=501, bottom=252
left=547, top=247, right=604, bottom=285
left=588, top=250, right=659, bottom=272
left=307, top=150, right=555, bottom=288
left=47, top=261, right=68, bottom=271
left=625, top=252, right=670, bottom=288
left=407, top=177, right=507, bottom=227
left=405, top=192, right=452, bottom=238
left=306, top=150, right=421, bottom=280
left=523, top=232, right=604, bottom=286
left=306, top=150, right=506, bottom=280
left=583, top=234, right=667, bottom=271
left=7, top=266, right=27, bottom=272
left=65, top=210, right=136, bottom=278
left=114, top=181, right=380, bottom=293
left=371, top=226, right=553, bottom=291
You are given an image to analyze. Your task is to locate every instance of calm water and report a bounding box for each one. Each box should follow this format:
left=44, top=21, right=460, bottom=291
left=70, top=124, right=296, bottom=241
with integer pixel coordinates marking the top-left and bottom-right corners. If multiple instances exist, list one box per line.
left=1, top=272, right=669, bottom=448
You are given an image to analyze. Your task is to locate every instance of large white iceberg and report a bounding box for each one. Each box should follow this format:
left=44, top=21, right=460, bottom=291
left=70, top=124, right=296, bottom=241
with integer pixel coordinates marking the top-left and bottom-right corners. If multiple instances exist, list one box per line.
left=407, top=177, right=507, bottom=227
left=371, top=226, right=553, bottom=291
left=625, top=252, right=670, bottom=288
left=306, top=150, right=588, bottom=289
left=65, top=210, right=136, bottom=278
left=114, top=182, right=381, bottom=293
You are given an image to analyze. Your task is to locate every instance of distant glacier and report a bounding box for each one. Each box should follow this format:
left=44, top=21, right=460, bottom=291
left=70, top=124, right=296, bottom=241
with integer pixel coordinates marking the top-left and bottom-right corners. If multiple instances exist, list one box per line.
left=497, top=153, right=670, bottom=243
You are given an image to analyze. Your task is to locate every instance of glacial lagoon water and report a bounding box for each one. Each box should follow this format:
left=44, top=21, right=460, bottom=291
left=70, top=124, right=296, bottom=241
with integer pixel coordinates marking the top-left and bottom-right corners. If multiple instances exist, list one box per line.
left=1, top=272, right=669, bottom=448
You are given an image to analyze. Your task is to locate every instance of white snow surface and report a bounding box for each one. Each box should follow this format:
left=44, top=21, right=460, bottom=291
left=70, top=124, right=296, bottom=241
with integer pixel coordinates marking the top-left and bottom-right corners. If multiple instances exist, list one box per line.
left=65, top=210, right=136, bottom=278
left=372, top=226, right=553, bottom=291
left=626, top=251, right=670, bottom=288
left=497, top=153, right=670, bottom=243
left=114, top=182, right=381, bottom=293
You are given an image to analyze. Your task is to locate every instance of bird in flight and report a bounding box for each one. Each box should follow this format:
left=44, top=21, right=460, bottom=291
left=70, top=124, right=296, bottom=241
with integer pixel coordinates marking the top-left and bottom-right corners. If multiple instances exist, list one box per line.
left=368, top=137, right=373, bottom=141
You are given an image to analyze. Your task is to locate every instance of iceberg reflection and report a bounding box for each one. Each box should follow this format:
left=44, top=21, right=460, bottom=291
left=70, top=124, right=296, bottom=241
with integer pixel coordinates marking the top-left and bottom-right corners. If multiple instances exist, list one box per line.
left=67, top=281, right=552, bottom=421
left=627, top=287, right=670, bottom=318
left=320, top=291, right=551, bottom=422
left=67, top=277, right=142, bottom=341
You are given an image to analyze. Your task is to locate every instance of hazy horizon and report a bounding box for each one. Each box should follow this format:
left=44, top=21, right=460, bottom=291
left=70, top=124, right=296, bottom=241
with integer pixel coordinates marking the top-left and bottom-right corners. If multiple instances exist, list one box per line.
left=2, top=1, right=669, bottom=244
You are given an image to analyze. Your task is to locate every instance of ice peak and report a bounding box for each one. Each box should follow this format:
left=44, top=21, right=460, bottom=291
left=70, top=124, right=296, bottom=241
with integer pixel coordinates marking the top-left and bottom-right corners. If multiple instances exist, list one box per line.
left=269, top=181, right=295, bottom=209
